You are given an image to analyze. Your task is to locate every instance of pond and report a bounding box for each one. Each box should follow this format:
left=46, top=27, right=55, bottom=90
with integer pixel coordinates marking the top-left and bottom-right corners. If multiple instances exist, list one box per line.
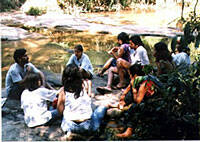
left=1, top=27, right=173, bottom=88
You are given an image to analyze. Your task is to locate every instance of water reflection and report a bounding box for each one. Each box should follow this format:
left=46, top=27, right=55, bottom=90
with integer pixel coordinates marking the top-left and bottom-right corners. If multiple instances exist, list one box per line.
left=43, top=50, right=111, bottom=74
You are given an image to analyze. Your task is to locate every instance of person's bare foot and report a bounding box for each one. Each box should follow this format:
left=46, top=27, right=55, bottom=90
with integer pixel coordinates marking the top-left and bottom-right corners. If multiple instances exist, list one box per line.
left=116, top=127, right=133, bottom=138
left=118, top=101, right=126, bottom=110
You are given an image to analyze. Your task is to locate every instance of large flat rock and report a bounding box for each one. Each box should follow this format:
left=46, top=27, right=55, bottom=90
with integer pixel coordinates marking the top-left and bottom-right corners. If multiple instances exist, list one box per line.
left=1, top=12, right=183, bottom=41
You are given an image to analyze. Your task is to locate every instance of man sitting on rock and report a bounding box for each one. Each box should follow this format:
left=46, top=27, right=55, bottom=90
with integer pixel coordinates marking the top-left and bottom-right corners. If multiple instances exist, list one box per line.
left=66, top=44, right=94, bottom=97
left=5, top=48, right=50, bottom=100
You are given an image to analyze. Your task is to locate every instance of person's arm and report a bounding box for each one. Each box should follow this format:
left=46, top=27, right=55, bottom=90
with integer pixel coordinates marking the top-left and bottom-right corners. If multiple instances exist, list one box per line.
left=66, top=54, right=75, bottom=66
left=10, top=70, right=23, bottom=85
left=141, top=49, right=150, bottom=65
left=108, top=46, right=118, bottom=54
left=133, top=82, right=146, bottom=104
left=156, top=62, right=162, bottom=76
left=112, top=46, right=124, bottom=59
left=120, top=84, right=131, bottom=101
left=80, top=55, right=93, bottom=74
left=57, top=89, right=65, bottom=115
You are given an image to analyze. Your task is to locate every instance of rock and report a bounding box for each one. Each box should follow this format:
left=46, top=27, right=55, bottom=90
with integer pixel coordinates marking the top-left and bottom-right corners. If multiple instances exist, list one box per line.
left=0, top=24, right=42, bottom=41
left=40, top=69, right=62, bottom=87
left=0, top=12, right=183, bottom=39
left=2, top=70, right=125, bottom=141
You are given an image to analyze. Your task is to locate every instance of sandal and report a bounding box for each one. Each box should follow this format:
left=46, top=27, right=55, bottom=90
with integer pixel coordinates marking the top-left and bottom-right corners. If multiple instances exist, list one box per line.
left=96, top=86, right=112, bottom=94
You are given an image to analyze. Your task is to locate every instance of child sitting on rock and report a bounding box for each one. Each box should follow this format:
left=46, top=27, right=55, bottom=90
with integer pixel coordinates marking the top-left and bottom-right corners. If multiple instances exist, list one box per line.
left=21, top=72, right=62, bottom=128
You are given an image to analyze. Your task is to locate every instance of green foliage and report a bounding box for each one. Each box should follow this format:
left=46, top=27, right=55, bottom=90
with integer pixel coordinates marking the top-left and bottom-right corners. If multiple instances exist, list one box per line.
left=0, top=0, right=26, bottom=12
left=179, top=11, right=200, bottom=49
left=127, top=57, right=200, bottom=140
left=57, top=0, right=133, bottom=12
left=26, top=7, right=47, bottom=16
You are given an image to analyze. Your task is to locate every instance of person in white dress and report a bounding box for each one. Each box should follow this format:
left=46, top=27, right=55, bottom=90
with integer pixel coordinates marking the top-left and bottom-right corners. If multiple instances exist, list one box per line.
left=21, top=72, right=62, bottom=128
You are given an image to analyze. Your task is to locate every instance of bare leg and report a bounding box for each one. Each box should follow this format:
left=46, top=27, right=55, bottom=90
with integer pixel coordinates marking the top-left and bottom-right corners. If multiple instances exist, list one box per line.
left=116, top=127, right=133, bottom=138
left=87, top=80, right=94, bottom=97
left=107, top=66, right=118, bottom=89
left=99, top=58, right=114, bottom=76
left=117, top=58, right=130, bottom=88
left=96, top=66, right=118, bottom=94
left=83, top=80, right=88, bottom=92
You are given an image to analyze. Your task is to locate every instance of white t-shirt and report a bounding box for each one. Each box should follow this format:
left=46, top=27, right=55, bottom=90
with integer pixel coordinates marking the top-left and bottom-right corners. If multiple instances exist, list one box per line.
left=61, top=89, right=93, bottom=132
left=21, top=87, right=58, bottom=127
left=5, top=62, right=40, bottom=95
left=172, top=52, right=190, bottom=70
left=131, top=46, right=150, bottom=65
left=67, top=53, right=94, bottom=75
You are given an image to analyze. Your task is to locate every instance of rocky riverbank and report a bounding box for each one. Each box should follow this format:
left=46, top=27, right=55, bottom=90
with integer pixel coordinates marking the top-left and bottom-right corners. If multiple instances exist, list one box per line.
left=2, top=70, right=129, bottom=141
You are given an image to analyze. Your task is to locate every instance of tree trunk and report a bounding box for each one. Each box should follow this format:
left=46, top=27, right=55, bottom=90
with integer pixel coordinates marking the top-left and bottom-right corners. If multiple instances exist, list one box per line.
left=181, top=0, right=184, bottom=19
left=194, top=0, right=199, bottom=18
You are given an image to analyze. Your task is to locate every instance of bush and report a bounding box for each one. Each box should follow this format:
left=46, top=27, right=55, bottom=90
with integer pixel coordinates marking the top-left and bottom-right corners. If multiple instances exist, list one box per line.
left=128, top=56, right=200, bottom=140
left=57, top=0, right=132, bottom=12
left=26, top=7, right=47, bottom=16
left=0, top=0, right=26, bottom=12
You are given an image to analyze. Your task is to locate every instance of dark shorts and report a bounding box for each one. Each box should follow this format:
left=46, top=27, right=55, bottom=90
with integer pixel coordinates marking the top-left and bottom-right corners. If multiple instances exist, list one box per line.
left=111, top=58, right=117, bottom=67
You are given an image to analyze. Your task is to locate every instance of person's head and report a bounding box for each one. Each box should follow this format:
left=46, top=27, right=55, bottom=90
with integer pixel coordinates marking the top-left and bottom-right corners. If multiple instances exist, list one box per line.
left=129, top=64, right=145, bottom=78
left=176, top=42, right=190, bottom=56
left=74, top=44, right=83, bottom=59
left=13, top=48, right=29, bottom=65
left=129, top=35, right=144, bottom=50
left=23, top=72, right=42, bottom=91
left=183, top=46, right=190, bottom=56
left=62, top=64, right=83, bottom=98
left=117, top=32, right=129, bottom=45
left=154, top=42, right=172, bottom=62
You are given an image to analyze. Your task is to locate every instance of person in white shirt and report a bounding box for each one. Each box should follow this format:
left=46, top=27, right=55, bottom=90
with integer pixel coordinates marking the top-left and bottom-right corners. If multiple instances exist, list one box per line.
left=115, top=35, right=150, bottom=88
left=67, top=45, right=94, bottom=97
left=57, top=64, right=107, bottom=136
left=172, top=43, right=191, bottom=71
left=5, top=48, right=49, bottom=100
left=21, top=72, right=62, bottom=128
left=129, top=35, right=150, bottom=66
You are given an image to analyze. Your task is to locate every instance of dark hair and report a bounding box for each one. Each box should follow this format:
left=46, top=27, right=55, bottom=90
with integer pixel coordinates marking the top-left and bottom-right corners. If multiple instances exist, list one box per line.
left=74, top=44, right=83, bottom=52
left=117, top=32, right=129, bottom=44
left=62, top=64, right=83, bottom=99
left=130, top=35, right=144, bottom=47
left=154, top=42, right=172, bottom=62
left=23, top=72, right=42, bottom=91
left=13, top=48, right=26, bottom=63
left=129, top=64, right=145, bottom=76
left=177, top=43, right=190, bottom=56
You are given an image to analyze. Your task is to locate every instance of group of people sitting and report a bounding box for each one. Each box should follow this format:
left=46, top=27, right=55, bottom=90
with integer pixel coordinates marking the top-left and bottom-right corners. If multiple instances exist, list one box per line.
left=5, top=32, right=191, bottom=138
